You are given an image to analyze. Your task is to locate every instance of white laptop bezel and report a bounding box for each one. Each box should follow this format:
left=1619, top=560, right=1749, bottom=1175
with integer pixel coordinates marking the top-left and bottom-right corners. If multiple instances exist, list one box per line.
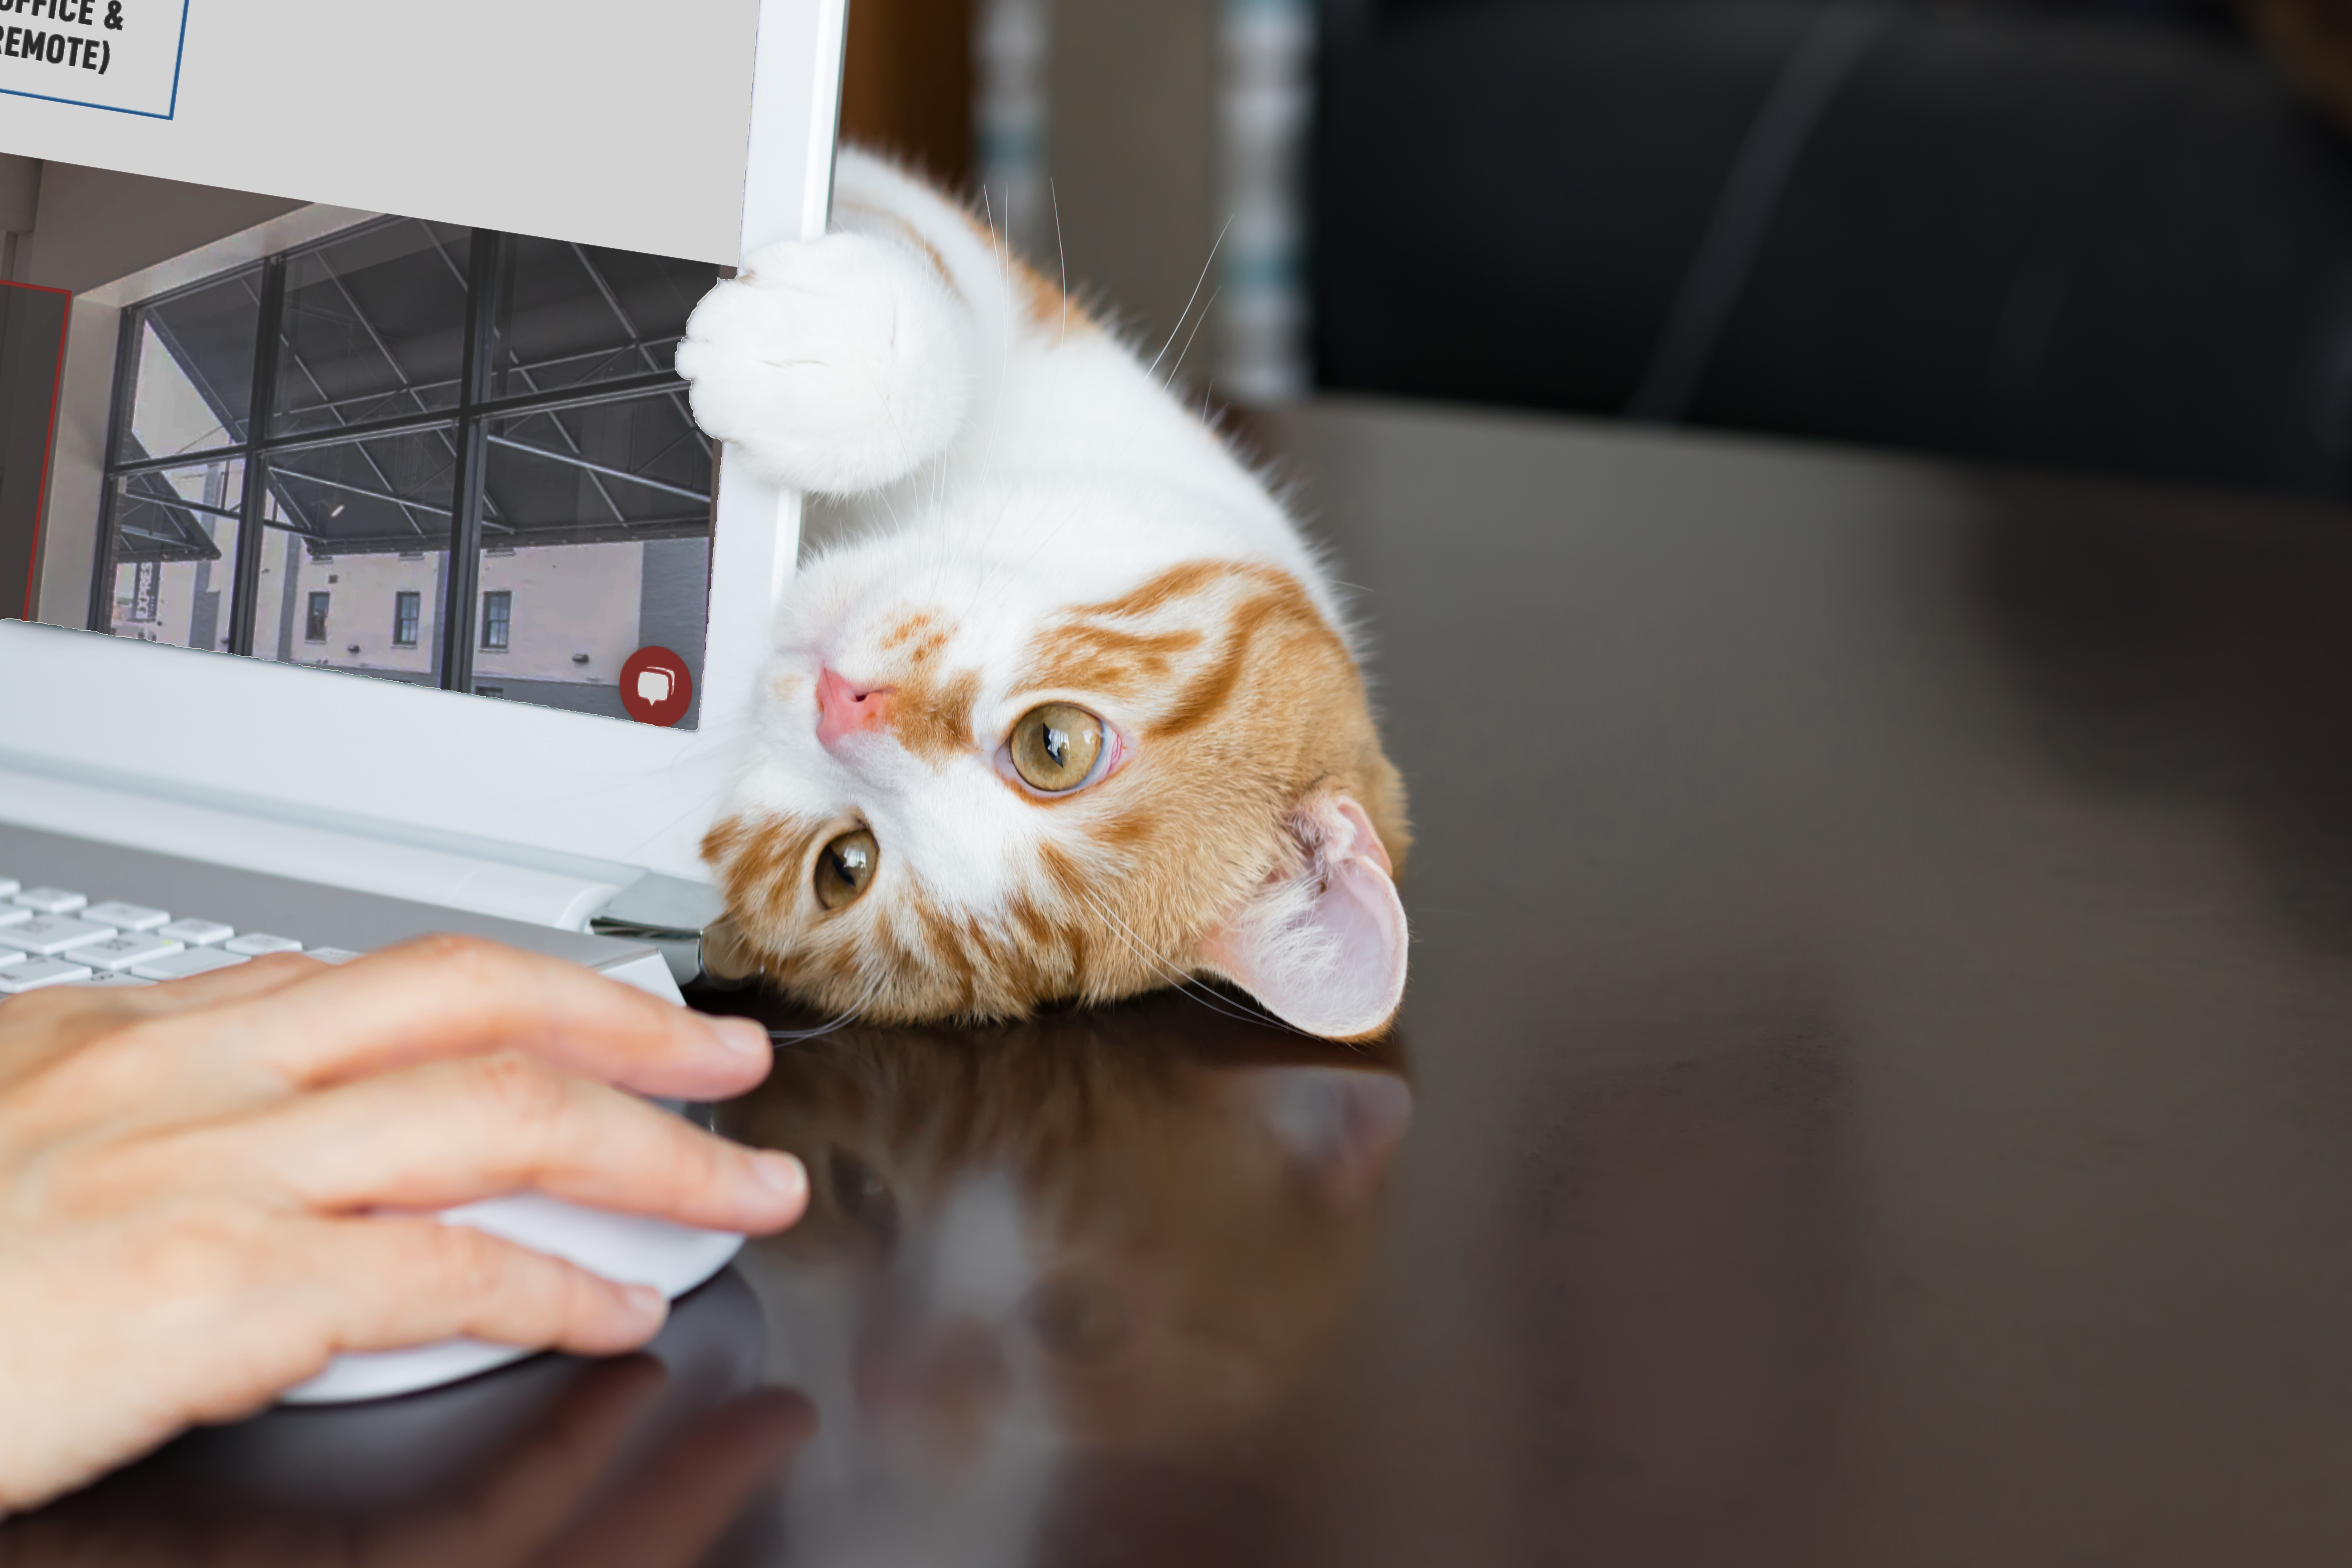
left=0, top=0, right=846, bottom=889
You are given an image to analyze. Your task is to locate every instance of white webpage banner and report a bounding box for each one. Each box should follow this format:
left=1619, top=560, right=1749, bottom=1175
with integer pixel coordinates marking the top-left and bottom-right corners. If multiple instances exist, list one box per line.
left=0, top=0, right=189, bottom=121
left=0, top=0, right=774, bottom=264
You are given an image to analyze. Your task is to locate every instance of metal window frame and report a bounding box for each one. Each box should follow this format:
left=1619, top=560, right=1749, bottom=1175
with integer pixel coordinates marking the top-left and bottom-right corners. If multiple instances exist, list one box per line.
left=91, top=218, right=711, bottom=693
left=392, top=588, right=421, bottom=648
left=480, top=587, right=512, bottom=652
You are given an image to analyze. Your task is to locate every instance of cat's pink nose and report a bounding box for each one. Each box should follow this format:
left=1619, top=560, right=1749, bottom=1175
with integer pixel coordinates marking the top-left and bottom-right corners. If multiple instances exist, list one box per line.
left=817, top=667, right=896, bottom=750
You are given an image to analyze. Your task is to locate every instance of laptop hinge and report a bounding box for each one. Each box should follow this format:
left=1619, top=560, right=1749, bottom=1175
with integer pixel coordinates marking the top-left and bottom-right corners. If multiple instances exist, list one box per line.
left=589, top=873, right=730, bottom=988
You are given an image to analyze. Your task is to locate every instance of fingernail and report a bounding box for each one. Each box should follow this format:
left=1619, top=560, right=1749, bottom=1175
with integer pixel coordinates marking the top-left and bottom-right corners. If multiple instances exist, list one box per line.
left=621, top=1283, right=667, bottom=1323
left=752, top=1150, right=807, bottom=1204
left=701, top=1014, right=772, bottom=1060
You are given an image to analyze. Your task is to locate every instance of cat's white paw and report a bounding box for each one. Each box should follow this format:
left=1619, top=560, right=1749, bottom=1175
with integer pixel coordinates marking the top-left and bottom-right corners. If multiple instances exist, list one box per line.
left=678, top=232, right=970, bottom=495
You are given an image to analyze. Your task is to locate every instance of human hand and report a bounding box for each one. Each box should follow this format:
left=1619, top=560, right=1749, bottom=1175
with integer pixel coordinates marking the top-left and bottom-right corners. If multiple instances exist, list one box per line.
left=0, top=937, right=806, bottom=1515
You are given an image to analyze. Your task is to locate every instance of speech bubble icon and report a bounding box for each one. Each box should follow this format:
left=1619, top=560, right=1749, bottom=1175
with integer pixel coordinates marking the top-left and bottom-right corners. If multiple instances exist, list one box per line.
left=621, top=646, right=693, bottom=728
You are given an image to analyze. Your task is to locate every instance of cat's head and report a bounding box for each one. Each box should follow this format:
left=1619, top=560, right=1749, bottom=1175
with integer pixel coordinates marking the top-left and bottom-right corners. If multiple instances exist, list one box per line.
left=704, top=489, right=1412, bottom=1036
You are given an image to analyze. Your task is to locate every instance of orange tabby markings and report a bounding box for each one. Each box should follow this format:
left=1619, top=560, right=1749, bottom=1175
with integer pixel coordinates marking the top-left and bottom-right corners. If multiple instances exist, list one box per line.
left=837, top=199, right=967, bottom=308
left=946, top=200, right=1097, bottom=338
left=892, top=667, right=982, bottom=768
left=705, top=813, right=833, bottom=929
left=1015, top=623, right=1204, bottom=699
left=1150, top=582, right=1337, bottom=740
left=1069, top=560, right=1246, bottom=622
left=693, top=151, right=1410, bottom=1034
left=880, top=611, right=940, bottom=651
left=708, top=553, right=1408, bottom=1024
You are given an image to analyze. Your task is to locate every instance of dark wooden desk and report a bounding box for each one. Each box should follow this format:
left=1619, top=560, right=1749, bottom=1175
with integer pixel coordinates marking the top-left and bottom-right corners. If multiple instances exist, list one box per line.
left=11, top=399, right=2352, bottom=1564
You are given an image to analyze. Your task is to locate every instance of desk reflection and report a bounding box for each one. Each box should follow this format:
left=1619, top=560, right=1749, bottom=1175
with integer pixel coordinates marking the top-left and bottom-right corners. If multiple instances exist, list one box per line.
left=0, top=1272, right=809, bottom=1568
left=0, top=996, right=1411, bottom=1568
left=720, top=998, right=1412, bottom=1566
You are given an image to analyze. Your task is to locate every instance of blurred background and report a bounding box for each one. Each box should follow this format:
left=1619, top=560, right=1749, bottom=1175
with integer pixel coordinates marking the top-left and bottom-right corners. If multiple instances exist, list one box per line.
left=849, top=0, right=2352, bottom=502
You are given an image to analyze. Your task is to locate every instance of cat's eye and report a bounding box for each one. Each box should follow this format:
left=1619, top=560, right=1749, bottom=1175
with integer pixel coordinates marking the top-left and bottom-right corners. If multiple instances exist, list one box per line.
left=814, top=829, right=878, bottom=910
left=1009, top=703, right=1107, bottom=793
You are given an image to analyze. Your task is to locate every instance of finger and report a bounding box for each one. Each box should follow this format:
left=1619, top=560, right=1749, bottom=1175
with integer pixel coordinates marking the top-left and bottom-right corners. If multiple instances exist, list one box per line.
left=140, top=1216, right=678, bottom=1441
left=118, top=949, right=326, bottom=1011
left=230, top=1053, right=808, bottom=1233
left=304, top=1216, right=675, bottom=1363
left=0, top=954, right=326, bottom=1100
left=540, top=1389, right=818, bottom=1568
left=218, top=936, right=773, bottom=1100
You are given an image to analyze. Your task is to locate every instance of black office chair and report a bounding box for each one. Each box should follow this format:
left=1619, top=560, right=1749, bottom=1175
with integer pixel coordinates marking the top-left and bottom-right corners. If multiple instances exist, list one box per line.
left=1315, top=0, right=2352, bottom=498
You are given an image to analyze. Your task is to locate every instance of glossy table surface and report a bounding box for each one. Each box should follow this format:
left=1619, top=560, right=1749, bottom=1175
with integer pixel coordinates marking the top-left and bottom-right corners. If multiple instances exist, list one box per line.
left=13, top=399, right=2352, bottom=1564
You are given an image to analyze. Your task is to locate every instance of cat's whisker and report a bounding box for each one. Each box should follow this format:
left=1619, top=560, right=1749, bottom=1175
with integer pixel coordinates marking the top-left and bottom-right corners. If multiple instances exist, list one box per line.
left=1076, top=885, right=1311, bottom=1038
left=1162, top=285, right=1220, bottom=392
left=766, top=968, right=887, bottom=1042
left=1051, top=178, right=1070, bottom=349
left=1146, top=212, right=1235, bottom=384
left=969, top=188, right=1020, bottom=564
left=958, top=491, right=1024, bottom=626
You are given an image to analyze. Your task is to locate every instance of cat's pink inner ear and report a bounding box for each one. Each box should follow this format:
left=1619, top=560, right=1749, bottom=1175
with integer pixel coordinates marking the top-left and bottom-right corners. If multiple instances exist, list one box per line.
left=1199, top=793, right=1408, bottom=1040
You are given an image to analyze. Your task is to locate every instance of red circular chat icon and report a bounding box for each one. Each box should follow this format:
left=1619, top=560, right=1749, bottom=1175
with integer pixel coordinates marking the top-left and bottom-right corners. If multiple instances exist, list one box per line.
left=620, top=646, right=694, bottom=727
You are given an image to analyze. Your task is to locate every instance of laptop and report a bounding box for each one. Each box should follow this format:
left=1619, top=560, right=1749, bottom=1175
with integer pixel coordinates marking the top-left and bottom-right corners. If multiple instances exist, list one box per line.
left=0, top=0, right=849, bottom=998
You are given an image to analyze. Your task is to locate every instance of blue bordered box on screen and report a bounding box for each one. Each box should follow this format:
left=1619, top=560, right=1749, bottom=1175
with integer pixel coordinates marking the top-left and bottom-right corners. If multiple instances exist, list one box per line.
left=0, top=0, right=189, bottom=121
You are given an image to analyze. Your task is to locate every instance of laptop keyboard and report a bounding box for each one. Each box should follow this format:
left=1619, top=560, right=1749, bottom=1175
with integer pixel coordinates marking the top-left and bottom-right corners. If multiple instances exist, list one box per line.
left=0, top=875, right=364, bottom=995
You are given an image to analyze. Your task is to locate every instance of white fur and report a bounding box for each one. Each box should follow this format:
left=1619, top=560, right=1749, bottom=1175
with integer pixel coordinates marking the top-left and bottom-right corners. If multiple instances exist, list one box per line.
left=677, top=230, right=974, bottom=495
left=680, top=149, right=1404, bottom=1030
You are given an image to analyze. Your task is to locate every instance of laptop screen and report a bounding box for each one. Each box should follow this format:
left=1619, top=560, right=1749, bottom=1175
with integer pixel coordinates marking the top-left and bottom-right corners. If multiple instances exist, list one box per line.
left=0, top=0, right=842, bottom=883
left=80, top=174, right=722, bottom=730
left=0, top=0, right=841, bottom=742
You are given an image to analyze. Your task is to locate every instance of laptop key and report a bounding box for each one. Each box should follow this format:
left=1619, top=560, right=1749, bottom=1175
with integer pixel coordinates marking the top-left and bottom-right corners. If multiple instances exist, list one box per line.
left=0, top=947, right=22, bottom=967
left=8, top=917, right=119, bottom=957
left=83, top=902, right=171, bottom=932
left=0, top=958, right=96, bottom=994
left=0, top=877, right=17, bottom=898
left=132, top=949, right=250, bottom=981
left=224, top=933, right=302, bottom=956
left=0, top=906, right=30, bottom=930
left=66, top=972, right=157, bottom=988
left=71, top=934, right=185, bottom=973
left=157, top=918, right=235, bottom=947
left=13, top=887, right=88, bottom=915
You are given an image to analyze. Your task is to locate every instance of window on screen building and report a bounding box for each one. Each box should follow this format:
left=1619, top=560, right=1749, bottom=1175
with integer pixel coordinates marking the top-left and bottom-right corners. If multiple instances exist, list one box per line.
left=93, top=214, right=722, bottom=725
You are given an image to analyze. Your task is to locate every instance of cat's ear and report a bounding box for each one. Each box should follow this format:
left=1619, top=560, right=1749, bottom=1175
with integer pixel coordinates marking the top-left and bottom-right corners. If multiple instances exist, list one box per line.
left=1237, top=1066, right=1414, bottom=1208
left=1198, top=792, right=1408, bottom=1040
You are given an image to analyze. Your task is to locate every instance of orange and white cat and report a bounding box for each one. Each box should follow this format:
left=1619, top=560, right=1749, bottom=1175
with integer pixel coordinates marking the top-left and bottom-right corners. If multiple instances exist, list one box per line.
left=677, top=149, right=1410, bottom=1039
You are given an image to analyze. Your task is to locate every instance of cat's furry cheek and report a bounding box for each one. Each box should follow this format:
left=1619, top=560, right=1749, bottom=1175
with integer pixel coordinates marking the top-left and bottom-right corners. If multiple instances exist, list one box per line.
left=677, top=231, right=972, bottom=495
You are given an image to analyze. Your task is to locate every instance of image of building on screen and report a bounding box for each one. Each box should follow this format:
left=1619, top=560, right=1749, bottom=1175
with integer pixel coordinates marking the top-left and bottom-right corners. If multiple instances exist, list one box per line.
left=80, top=177, right=720, bottom=728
